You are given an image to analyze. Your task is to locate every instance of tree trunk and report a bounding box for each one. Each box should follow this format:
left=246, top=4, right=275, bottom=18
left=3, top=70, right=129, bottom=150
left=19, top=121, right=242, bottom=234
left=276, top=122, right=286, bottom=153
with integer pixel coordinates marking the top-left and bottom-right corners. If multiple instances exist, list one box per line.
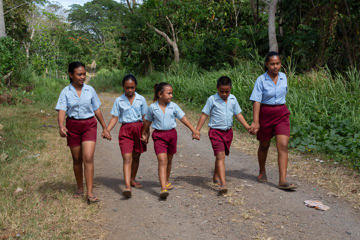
left=250, top=0, right=258, bottom=25
left=268, top=0, right=278, bottom=52
left=147, top=16, right=180, bottom=63
left=0, top=0, right=6, bottom=37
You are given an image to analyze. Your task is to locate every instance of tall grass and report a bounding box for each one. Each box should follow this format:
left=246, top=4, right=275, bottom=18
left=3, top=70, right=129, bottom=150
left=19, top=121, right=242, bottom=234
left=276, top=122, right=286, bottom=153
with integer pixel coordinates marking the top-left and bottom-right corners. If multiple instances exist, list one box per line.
left=91, top=61, right=360, bottom=170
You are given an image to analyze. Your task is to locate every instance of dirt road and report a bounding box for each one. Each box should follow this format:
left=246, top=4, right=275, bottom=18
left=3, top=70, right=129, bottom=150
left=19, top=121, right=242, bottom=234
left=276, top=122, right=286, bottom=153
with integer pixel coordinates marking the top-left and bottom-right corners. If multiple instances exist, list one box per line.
left=94, top=94, right=360, bottom=240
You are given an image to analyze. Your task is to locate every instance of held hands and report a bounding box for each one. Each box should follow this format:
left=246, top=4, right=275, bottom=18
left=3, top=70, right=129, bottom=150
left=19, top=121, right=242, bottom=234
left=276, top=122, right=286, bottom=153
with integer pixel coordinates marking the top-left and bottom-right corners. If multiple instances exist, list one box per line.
left=249, top=122, right=260, bottom=135
left=141, top=132, right=149, bottom=144
left=59, top=126, right=68, bottom=137
left=192, top=130, right=200, bottom=140
left=102, top=129, right=112, bottom=141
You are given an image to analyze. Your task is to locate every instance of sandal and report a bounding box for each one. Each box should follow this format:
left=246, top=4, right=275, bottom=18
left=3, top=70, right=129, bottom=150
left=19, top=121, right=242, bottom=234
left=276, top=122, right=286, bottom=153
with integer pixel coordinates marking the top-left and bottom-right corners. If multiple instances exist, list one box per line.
left=278, top=182, right=297, bottom=190
left=87, top=195, right=100, bottom=205
left=257, top=174, right=268, bottom=183
left=73, top=190, right=84, bottom=198
left=213, top=179, right=220, bottom=185
left=131, top=181, right=143, bottom=189
left=159, top=189, right=169, bottom=199
left=218, top=186, right=228, bottom=196
left=166, top=182, right=174, bottom=190
left=122, top=189, right=132, bottom=198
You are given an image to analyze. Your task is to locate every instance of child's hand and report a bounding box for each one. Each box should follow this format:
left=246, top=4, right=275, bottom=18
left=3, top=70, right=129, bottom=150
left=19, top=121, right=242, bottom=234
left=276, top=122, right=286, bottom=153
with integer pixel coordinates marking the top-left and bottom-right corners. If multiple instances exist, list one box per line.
left=59, top=126, right=68, bottom=137
left=249, top=122, right=260, bottom=135
left=192, top=130, right=200, bottom=140
left=141, top=133, right=149, bottom=144
left=102, top=129, right=112, bottom=140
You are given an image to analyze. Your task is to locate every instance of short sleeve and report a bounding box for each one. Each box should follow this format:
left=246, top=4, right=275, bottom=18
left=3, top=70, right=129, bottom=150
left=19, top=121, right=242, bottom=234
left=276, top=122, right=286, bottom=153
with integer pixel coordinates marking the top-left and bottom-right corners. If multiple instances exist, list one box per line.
left=55, top=88, right=67, bottom=111
left=144, top=105, right=154, bottom=122
left=141, top=97, right=148, bottom=116
left=91, top=88, right=101, bottom=111
left=249, top=76, right=264, bottom=102
left=110, top=99, right=119, bottom=117
left=174, top=103, right=185, bottom=120
left=233, top=98, right=242, bottom=115
left=202, top=96, right=213, bottom=115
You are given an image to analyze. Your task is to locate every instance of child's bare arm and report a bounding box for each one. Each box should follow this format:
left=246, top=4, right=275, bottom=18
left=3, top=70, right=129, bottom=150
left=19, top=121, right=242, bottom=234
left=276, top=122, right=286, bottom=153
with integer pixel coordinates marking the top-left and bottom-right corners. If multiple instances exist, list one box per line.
left=141, top=120, right=151, bottom=143
left=196, top=113, right=208, bottom=131
left=250, top=101, right=261, bottom=134
left=235, top=113, right=251, bottom=131
left=180, top=116, right=200, bottom=139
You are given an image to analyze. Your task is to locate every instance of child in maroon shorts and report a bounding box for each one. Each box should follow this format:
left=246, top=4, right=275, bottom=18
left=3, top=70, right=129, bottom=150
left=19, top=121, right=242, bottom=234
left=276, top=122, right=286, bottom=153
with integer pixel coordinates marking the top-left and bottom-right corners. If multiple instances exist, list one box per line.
left=106, top=74, right=148, bottom=198
left=196, top=76, right=250, bottom=195
left=249, top=52, right=297, bottom=190
left=141, top=82, right=199, bottom=199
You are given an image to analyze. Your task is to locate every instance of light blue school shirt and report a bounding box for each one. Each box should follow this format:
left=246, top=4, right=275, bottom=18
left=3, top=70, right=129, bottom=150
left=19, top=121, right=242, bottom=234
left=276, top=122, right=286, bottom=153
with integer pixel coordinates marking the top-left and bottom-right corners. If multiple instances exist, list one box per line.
left=55, top=83, right=101, bottom=119
left=250, top=72, right=288, bottom=105
left=110, top=92, right=148, bottom=123
left=202, top=93, right=242, bottom=131
left=145, top=101, right=185, bottom=130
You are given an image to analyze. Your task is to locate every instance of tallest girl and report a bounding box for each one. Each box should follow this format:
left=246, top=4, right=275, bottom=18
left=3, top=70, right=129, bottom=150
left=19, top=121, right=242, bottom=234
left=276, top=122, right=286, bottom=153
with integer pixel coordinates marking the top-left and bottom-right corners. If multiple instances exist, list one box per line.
left=250, top=52, right=297, bottom=190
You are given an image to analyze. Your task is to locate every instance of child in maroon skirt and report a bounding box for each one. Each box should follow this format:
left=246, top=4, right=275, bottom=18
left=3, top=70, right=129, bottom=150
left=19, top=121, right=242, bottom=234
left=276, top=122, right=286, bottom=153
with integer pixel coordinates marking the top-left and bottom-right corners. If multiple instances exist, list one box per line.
left=249, top=51, right=297, bottom=190
left=196, top=76, right=250, bottom=195
left=106, top=74, right=148, bottom=198
left=141, top=82, right=199, bottom=199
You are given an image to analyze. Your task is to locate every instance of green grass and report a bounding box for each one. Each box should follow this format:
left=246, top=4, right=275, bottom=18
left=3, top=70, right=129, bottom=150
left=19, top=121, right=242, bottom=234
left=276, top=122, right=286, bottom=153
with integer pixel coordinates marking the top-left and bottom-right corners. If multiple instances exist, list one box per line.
left=91, top=61, right=360, bottom=170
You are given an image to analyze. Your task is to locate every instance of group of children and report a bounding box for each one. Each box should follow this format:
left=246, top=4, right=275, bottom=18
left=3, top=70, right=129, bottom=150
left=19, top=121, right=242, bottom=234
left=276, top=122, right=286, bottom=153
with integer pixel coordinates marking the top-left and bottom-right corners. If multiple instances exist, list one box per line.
left=57, top=52, right=296, bottom=204
left=103, top=74, right=251, bottom=200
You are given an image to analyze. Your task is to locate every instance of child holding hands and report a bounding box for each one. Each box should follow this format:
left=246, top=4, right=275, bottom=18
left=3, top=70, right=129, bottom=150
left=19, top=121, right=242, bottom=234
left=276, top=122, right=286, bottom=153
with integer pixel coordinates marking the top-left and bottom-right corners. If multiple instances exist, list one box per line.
left=105, top=74, right=148, bottom=198
left=196, top=76, right=250, bottom=195
left=141, top=82, right=199, bottom=199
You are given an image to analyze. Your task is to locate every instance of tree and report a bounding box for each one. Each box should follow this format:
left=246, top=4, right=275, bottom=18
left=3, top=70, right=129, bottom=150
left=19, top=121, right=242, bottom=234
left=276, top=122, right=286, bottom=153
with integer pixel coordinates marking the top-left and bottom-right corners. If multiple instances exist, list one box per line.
left=0, top=0, right=6, bottom=37
left=267, top=0, right=278, bottom=52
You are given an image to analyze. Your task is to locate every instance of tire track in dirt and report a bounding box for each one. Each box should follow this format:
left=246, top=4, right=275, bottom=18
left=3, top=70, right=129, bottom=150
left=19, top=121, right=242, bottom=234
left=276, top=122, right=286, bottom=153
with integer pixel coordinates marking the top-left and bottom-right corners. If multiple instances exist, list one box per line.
left=94, top=94, right=360, bottom=240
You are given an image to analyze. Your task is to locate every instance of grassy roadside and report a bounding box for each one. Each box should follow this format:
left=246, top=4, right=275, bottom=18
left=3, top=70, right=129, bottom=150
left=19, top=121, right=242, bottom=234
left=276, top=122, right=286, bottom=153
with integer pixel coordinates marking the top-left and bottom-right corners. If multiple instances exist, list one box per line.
left=0, top=78, right=104, bottom=239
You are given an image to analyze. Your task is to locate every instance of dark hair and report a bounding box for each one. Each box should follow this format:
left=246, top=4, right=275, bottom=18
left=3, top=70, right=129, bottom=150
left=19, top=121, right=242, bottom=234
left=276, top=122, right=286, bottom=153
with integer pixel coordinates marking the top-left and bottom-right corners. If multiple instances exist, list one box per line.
left=68, top=61, right=85, bottom=82
left=122, top=74, right=137, bottom=86
left=217, top=76, right=232, bottom=88
left=264, top=51, right=280, bottom=72
left=153, top=82, right=172, bottom=102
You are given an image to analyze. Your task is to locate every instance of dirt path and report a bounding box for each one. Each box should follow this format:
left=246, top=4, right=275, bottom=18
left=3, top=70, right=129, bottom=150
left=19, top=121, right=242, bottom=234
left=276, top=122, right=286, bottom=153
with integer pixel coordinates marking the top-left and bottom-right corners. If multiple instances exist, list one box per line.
left=94, top=94, right=360, bottom=240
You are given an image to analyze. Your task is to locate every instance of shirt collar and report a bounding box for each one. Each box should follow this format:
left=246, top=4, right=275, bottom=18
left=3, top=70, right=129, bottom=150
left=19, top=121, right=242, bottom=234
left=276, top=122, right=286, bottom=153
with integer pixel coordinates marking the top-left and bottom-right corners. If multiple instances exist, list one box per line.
left=265, top=72, right=284, bottom=80
left=215, top=93, right=234, bottom=101
left=120, top=92, right=138, bottom=101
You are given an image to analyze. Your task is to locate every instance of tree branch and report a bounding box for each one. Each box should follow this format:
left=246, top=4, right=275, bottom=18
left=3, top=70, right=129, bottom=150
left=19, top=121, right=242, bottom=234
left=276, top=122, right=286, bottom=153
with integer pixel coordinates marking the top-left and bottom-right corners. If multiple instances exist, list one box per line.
left=165, top=16, right=176, bottom=42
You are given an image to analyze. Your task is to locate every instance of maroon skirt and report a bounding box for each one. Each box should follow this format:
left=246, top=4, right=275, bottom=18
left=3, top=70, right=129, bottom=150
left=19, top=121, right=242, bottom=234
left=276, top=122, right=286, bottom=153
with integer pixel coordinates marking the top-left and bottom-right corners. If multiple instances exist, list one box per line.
left=257, top=104, right=290, bottom=141
left=66, top=117, right=97, bottom=147
left=208, top=128, right=233, bottom=156
left=118, top=121, right=146, bottom=154
left=152, top=128, right=177, bottom=155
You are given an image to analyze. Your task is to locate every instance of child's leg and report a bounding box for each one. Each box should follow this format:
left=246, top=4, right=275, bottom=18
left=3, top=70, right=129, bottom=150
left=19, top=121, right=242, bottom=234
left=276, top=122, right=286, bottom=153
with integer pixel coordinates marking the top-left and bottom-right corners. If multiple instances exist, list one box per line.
left=81, top=141, right=96, bottom=197
left=157, top=153, right=168, bottom=190
left=69, top=146, right=83, bottom=192
left=122, top=152, right=133, bottom=190
left=131, top=151, right=141, bottom=186
left=215, top=151, right=226, bottom=187
left=275, top=135, right=289, bottom=185
left=213, top=164, right=220, bottom=183
left=166, top=154, right=174, bottom=184
left=257, top=140, right=271, bottom=180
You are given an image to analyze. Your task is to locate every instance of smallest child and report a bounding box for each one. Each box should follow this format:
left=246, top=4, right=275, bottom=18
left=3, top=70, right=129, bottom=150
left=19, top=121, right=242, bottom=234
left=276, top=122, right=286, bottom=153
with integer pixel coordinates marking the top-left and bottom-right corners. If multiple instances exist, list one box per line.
left=196, top=76, right=250, bottom=195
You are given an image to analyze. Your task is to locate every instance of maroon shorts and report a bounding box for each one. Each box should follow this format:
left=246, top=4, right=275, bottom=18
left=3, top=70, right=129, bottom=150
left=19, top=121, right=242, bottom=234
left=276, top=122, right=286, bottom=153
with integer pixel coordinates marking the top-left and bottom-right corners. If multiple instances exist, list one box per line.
left=209, top=128, right=233, bottom=156
left=118, top=122, right=146, bottom=154
left=257, top=104, right=290, bottom=141
left=152, top=129, right=177, bottom=155
left=66, top=117, right=97, bottom=147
